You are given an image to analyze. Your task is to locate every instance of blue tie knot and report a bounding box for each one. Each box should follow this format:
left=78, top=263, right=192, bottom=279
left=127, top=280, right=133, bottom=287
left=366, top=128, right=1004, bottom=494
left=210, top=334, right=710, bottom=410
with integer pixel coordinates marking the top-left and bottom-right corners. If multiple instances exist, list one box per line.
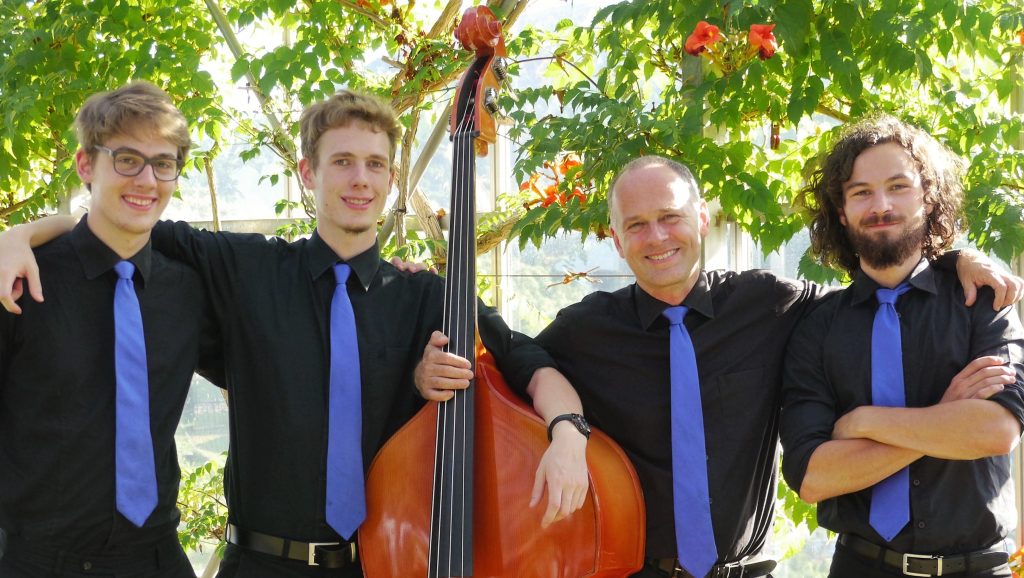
left=876, top=282, right=911, bottom=306
left=333, top=263, right=351, bottom=286
left=662, top=305, right=688, bottom=326
left=114, top=260, right=135, bottom=281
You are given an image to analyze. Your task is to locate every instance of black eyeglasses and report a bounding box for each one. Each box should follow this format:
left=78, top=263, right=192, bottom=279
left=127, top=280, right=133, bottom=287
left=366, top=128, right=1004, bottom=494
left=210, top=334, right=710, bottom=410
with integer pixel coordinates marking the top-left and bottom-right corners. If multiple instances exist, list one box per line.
left=94, top=145, right=184, bottom=182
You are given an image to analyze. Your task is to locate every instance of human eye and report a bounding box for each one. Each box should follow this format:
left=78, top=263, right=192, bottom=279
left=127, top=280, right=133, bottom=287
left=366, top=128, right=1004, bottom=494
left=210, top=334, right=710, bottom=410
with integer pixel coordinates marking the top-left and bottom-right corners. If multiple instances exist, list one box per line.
left=115, top=153, right=142, bottom=170
left=153, top=158, right=177, bottom=171
left=368, top=159, right=387, bottom=170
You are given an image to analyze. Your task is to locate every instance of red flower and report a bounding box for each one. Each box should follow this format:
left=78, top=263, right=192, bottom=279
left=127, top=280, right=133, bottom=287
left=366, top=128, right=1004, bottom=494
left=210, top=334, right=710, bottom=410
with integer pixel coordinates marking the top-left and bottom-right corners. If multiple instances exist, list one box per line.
left=685, top=21, right=721, bottom=56
left=749, top=24, right=777, bottom=60
left=558, top=155, right=582, bottom=176
left=570, top=187, right=587, bottom=208
left=540, top=185, right=563, bottom=208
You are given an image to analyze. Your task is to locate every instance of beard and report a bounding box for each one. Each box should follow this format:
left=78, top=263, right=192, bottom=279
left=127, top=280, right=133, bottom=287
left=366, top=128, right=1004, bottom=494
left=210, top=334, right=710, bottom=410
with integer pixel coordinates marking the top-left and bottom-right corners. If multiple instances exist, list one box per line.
left=847, top=213, right=927, bottom=270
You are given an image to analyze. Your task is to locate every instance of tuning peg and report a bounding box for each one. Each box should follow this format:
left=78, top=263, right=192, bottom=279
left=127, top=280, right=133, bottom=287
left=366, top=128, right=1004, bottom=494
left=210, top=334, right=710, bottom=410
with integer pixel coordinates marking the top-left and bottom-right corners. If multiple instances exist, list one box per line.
left=483, top=88, right=500, bottom=115
left=492, top=58, right=508, bottom=83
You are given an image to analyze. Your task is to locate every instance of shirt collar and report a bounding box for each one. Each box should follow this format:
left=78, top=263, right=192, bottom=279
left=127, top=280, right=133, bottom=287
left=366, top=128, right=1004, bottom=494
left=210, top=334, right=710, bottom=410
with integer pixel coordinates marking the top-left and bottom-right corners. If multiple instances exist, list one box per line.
left=635, top=271, right=716, bottom=330
left=304, top=231, right=380, bottom=292
left=71, top=214, right=153, bottom=284
left=850, top=257, right=938, bottom=306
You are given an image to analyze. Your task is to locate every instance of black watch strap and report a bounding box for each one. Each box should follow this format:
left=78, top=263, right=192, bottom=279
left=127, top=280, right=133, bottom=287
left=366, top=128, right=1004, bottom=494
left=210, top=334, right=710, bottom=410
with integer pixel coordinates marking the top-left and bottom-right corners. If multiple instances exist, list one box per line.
left=547, top=413, right=591, bottom=441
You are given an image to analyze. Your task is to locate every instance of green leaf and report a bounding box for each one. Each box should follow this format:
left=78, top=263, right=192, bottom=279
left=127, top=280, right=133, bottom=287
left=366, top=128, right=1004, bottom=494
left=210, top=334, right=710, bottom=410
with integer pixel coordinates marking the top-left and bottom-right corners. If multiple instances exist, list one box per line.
left=775, top=0, right=813, bottom=58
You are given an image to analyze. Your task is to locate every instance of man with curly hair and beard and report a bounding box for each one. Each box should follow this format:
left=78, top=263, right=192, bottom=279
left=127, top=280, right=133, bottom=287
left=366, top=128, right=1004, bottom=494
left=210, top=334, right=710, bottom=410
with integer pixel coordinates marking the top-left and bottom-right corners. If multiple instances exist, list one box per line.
left=781, top=116, right=1024, bottom=578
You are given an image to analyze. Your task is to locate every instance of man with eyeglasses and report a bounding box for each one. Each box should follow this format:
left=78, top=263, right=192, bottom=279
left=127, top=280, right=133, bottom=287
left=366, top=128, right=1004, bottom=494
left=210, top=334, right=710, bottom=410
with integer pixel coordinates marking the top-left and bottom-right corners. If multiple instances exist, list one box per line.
left=0, top=81, right=219, bottom=577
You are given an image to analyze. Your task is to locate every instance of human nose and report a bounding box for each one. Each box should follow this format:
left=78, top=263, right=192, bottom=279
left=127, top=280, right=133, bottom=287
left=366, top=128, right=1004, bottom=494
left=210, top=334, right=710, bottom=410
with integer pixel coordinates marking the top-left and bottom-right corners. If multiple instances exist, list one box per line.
left=646, top=222, right=669, bottom=243
left=133, top=163, right=158, bottom=186
left=868, top=189, right=892, bottom=214
left=350, top=163, right=369, bottom=186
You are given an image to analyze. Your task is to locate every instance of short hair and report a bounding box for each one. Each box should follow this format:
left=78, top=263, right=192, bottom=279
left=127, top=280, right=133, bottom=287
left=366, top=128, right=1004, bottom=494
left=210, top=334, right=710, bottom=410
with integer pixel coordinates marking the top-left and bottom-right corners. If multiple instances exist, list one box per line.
left=299, top=90, right=401, bottom=170
left=608, top=155, right=702, bottom=220
left=801, top=115, right=965, bottom=275
left=73, top=81, right=191, bottom=161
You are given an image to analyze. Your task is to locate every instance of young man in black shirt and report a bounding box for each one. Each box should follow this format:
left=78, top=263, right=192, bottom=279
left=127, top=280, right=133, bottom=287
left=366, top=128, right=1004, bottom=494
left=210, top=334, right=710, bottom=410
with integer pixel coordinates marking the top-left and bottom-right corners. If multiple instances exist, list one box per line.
left=781, top=116, right=1023, bottom=577
left=0, top=82, right=218, bottom=577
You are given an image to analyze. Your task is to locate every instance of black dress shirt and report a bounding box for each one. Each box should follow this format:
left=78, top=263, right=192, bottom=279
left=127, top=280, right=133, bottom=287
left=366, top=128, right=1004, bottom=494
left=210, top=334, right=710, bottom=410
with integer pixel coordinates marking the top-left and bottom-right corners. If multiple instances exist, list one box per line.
left=534, top=269, right=828, bottom=561
left=150, top=221, right=553, bottom=547
left=0, top=217, right=218, bottom=551
left=780, top=260, right=1024, bottom=553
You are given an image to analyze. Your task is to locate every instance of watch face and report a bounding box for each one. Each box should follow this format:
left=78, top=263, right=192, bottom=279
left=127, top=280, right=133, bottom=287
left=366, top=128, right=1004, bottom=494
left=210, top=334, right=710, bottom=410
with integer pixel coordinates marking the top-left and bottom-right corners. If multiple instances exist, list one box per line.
left=572, top=414, right=591, bottom=436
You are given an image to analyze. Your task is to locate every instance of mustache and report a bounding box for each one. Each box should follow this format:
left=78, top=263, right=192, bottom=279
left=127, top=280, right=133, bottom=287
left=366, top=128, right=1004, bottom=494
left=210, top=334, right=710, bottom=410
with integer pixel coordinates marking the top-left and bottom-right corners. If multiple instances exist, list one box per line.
left=859, top=213, right=904, bottom=227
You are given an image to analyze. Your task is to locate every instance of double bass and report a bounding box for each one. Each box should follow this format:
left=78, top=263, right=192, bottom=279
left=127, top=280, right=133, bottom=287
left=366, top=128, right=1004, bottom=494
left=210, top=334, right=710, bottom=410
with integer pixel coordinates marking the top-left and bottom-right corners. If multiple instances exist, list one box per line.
left=360, top=7, right=645, bottom=577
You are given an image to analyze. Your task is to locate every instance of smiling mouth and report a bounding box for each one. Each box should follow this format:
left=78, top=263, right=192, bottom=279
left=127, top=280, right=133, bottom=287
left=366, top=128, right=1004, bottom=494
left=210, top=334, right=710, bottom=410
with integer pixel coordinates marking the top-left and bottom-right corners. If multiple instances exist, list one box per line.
left=861, top=214, right=903, bottom=227
left=647, top=249, right=678, bottom=261
left=123, top=195, right=156, bottom=208
left=342, top=197, right=373, bottom=207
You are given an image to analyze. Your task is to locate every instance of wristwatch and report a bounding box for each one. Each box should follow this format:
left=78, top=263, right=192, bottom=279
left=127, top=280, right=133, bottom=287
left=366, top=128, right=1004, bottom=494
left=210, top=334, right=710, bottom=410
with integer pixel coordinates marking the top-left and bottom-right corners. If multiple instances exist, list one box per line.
left=547, top=413, right=591, bottom=441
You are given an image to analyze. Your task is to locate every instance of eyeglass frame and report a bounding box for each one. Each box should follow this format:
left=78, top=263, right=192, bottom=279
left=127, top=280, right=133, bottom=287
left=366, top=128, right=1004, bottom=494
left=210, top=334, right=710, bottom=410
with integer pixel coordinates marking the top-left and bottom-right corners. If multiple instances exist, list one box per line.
left=93, top=145, right=184, bottom=182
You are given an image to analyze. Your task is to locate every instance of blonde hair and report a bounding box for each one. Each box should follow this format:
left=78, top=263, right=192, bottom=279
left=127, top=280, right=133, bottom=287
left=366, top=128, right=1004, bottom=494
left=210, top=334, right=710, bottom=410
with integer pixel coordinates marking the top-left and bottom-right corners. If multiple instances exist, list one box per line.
left=73, top=80, right=191, bottom=160
left=299, top=90, right=401, bottom=170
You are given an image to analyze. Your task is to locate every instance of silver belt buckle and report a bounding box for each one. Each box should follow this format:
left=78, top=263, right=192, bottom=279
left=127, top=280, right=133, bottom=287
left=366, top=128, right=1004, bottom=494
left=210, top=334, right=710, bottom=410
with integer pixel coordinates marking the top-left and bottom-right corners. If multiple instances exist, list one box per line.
left=307, top=542, right=341, bottom=566
left=903, top=552, right=941, bottom=577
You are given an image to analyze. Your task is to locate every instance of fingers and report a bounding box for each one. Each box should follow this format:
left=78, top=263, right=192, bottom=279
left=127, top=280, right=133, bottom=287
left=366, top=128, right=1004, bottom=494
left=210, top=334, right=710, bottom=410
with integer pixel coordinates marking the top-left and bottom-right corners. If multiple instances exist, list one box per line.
left=943, top=356, right=1015, bottom=402
left=414, top=331, right=474, bottom=401
left=427, top=330, right=449, bottom=348
left=25, top=262, right=42, bottom=303
left=529, top=464, right=545, bottom=509
left=0, top=258, right=42, bottom=315
left=389, top=256, right=428, bottom=273
left=994, top=275, right=1024, bottom=310
left=0, top=278, right=23, bottom=315
left=532, top=442, right=590, bottom=529
left=962, top=278, right=977, bottom=307
left=971, top=383, right=1007, bottom=401
left=539, top=479, right=588, bottom=529
left=989, top=278, right=1009, bottom=311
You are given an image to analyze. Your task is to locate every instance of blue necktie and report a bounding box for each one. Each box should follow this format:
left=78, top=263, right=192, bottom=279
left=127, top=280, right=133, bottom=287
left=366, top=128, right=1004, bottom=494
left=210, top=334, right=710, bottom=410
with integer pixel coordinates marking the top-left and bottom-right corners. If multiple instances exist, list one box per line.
left=113, top=260, right=157, bottom=527
left=326, top=263, right=365, bottom=539
left=869, top=282, right=913, bottom=542
left=663, top=306, right=717, bottom=578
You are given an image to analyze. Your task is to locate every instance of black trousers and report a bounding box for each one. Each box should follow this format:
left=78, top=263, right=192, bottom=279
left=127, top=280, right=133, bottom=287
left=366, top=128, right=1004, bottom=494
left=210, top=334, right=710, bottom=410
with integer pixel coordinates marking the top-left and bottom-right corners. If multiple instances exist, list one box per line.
left=828, top=542, right=1012, bottom=578
left=215, top=543, right=362, bottom=578
left=0, top=534, right=194, bottom=578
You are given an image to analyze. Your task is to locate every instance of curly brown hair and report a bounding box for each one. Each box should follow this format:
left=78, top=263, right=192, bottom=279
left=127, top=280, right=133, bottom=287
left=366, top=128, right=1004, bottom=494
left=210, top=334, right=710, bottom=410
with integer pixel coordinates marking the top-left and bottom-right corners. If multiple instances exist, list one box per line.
left=800, top=115, right=965, bottom=276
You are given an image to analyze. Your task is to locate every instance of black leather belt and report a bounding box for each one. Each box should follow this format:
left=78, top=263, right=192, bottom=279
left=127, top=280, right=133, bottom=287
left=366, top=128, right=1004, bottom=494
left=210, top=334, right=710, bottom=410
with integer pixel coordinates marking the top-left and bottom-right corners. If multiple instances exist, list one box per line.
left=838, top=534, right=1009, bottom=576
left=226, top=523, right=357, bottom=569
left=647, top=557, right=777, bottom=578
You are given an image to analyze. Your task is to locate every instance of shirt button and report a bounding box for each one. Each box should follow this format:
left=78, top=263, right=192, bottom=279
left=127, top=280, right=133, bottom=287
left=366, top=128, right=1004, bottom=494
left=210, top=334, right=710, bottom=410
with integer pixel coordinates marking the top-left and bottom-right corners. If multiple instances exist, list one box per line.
left=917, top=521, right=926, bottom=529
left=82, top=561, right=93, bottom=571
left=912, top=479, right=921, bottom=487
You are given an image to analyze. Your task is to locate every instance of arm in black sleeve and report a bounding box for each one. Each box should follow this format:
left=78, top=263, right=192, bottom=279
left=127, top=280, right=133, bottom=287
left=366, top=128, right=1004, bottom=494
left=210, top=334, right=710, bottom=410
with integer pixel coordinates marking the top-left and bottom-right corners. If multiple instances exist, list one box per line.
left=966, top=288, right=1024, bottom=429
left=779, top=309, right=837, bottom=495
left=477, top=298, right=557, bottom=398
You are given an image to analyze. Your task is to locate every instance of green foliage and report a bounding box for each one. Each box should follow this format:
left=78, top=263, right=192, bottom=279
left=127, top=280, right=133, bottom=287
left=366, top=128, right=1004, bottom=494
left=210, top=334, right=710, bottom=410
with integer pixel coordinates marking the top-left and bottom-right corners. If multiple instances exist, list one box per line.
left=0, top=0, right=227, bottom=224
left=505, top=0, right=1024, bottom=282
left=177, top=455, right=228, bottom=557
